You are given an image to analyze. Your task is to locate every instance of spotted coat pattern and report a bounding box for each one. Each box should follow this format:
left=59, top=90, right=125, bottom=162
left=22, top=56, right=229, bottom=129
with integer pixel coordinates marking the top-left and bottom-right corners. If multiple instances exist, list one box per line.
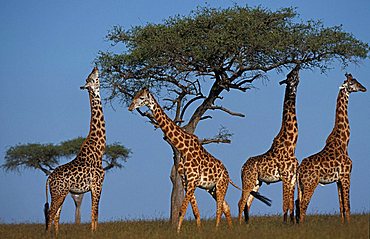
left=238, top=66, right=300, bottom=224
left=45, top=67, right=106, bottom=233
left=297, top=74, right=366, bottom=223
left=129, top=88, right=238, bottom=232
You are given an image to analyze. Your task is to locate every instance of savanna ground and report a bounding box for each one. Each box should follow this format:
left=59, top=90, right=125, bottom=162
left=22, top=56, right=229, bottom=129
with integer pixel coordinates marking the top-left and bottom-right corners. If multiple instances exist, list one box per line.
left=0, top=214, right=368, bottom=239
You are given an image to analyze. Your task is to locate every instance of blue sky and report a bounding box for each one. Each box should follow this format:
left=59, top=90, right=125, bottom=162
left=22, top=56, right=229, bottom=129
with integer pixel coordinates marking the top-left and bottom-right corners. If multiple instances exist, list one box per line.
left=0, top=0, right=369, bottom=224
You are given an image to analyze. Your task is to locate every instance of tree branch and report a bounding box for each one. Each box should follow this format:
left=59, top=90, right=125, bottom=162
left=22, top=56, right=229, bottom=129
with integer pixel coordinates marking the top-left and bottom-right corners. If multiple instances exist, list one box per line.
left=200, top=126, right=233, bottom=145
left=235, top=73, right=262, bottom=87
left=113, top=81, right=134, bottom=98
left=199, top=115, right=212, bottom=121
left=179, top=95, right=206, bottom=121
left=37, top=162, right=52, bottom=176
left=209, top=105, right=245, bottom=117
left=200, top=138, right=231, bottom=145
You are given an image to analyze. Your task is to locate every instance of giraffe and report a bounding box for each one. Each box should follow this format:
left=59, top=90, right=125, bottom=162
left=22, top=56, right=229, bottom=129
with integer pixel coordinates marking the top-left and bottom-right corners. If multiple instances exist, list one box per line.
left=296, top=73, right=366, bottom=224
left=128, top=88, right=271, bottom=232
left=44, top=67, right=106, bottom=234
left=238, top=65, right=300, bottom=224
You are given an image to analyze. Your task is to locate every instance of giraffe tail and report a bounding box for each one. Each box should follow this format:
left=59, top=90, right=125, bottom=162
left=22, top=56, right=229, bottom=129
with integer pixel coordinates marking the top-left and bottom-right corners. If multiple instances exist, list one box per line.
left=229, top=179, right=242, bottom=190
left=250, top=191, right=272, bottom=207
left=230, top=179, right=272, bottom=206
left=44, top=178, right=50, bottom=230
left=242, top=190, right=272, bottom=224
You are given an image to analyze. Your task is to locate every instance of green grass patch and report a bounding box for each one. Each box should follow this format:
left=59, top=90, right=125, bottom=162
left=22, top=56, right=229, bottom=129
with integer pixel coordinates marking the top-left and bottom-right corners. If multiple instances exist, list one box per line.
left=0, top=214, right=368, bottom=239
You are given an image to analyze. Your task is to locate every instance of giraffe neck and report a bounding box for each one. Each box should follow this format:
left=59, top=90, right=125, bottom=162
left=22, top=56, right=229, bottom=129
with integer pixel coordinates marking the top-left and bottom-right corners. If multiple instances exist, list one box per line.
left=273, top=84, right=298, bottom=148
left=326, top=88, right=350, bottom=148
left=80, top=92, right=106, bottom=160
left=148, top=94, right=192, bottom=153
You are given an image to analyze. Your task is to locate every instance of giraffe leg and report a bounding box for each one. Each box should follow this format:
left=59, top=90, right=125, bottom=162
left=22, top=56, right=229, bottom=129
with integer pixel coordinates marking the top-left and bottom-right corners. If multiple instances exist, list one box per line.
left=237, top=190, right=249, bottom=224
left=238, top=170, right=259, bottom=224
left=282, top=179, right=290, bottom=223
left=47, top=191, right=68, bottom=234
left=238, top=187, right=258, bottom=224
left=289, top=164, right=298, bottom=223
left=91, top=177, right=104, bottom=232
left=208, top=186, right=231, bottom=227
left=214, top=191, right=224, bottom=228
left=216, top=195, right=223, bottom=229
left=245, top=183, right=260, bottom=222
left=336, top=181, right=345, bottom=223
left=283, top=173, right=296, bottom=224
left=214, top=177, right=229, bottom=229
left=222, top=200, right=232, bottom=228
left=296, top=179, right=302, bottom=224
left=288, top=180, right=296, bottom=224
left=54, top=205, right=63, bottom=233
left=299, top=182, right=318, bottom=223
left=189, top=194, right=201, bottom=229
left=340, top=176, right=351, bottom=223
left=177, top=186, right=195, bottom=233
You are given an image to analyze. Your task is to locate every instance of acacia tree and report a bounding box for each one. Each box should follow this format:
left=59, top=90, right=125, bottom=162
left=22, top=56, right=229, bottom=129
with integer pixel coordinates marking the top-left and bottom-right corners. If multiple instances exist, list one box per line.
left=95, top=6, right=369, bottom=224
left=2, top=137, right=131, bottom=224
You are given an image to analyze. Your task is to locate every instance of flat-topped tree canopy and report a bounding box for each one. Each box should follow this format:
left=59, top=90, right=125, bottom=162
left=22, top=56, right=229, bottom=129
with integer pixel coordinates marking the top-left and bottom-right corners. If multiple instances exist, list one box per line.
left=97, top=6, right=368, bottom=125
left=2, top=137, right=131, bottom=175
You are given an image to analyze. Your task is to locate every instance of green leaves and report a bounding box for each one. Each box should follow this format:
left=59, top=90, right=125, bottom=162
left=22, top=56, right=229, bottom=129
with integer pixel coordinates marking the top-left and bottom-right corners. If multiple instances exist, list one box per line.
left=103, top=143, right=131, bottom=171
left=59, top=137, right=85, bottom=157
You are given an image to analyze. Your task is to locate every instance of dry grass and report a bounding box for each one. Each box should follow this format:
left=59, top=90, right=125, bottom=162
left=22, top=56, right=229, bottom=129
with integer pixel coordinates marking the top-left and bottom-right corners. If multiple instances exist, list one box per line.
left=0, top=214, right=368, bottom=239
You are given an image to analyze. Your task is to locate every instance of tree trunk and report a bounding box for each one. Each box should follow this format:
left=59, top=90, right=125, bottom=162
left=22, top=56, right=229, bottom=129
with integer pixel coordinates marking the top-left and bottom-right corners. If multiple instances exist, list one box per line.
left=71, top=193, right=84, bottom=224
left=169, top=148, right=184, bottom=226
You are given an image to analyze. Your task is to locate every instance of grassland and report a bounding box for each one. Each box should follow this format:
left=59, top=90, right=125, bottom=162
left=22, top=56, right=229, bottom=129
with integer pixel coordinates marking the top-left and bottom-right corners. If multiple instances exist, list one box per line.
left=0, top=214, right=368, bottom=239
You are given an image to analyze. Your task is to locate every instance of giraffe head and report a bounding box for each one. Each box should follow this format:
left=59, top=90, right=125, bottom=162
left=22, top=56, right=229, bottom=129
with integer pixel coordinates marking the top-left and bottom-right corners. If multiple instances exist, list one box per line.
left=340, top=73, right=367, bottom=94
left=128, top=87, right=154, bottom=111
left=80, top=67, right=100, bottom=97
left=279, top=64, right=300, bottom=94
